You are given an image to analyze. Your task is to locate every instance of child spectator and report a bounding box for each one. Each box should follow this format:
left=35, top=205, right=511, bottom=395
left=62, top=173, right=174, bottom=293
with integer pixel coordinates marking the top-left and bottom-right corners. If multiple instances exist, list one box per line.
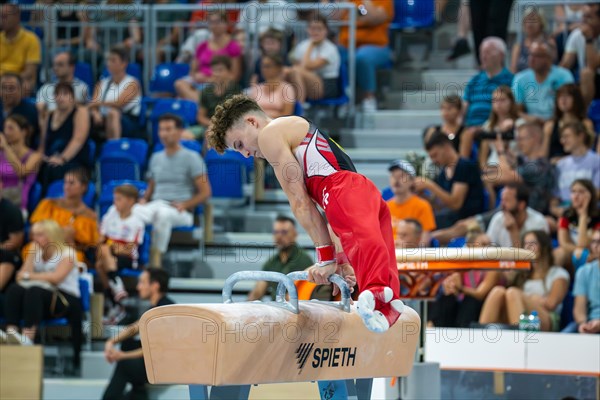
left=250, top=28, right=287, bottom=86
left=572, top=229, right=600, bottom=334
left=246, top=54, right=297, bottom=119
left=423, top=95, right=468, bottom=159
left=97, top=184, right=145, bottom=325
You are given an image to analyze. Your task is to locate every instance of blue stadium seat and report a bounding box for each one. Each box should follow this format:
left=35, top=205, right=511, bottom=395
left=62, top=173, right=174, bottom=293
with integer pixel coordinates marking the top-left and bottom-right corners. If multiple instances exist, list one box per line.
left=28, top=182, right=43, bottom=216
left=293, top=101, right=304, bottom=116
left=47, top=180, right=96, bottom=208
left=87, top=139, right=96, bottom=163
left=448, top=237, right=466, bottom=248
left=153, top=140, right=201, bottom=154
left=97, top=153, right=141, bottom=186
left=588, top=99, right=600, bottom=134
left=205, top=149, right=247, bottom=205
left=99, top=179, right=147, bottom=217
left=101, top=138, right=149, bottom=171
left=149, top=63, right=190, bottom=95
left=74, top=62, right=94, bottom=95
left=149, top=99, right=198, bottom=143
left=381, top=186, right=394, bottom=201
left=390, top=0, right=435, bottom=30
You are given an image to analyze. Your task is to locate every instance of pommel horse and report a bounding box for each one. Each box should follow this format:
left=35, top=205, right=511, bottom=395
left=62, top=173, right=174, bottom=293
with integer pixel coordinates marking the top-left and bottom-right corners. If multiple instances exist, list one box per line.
left=139, top=271, right=421, bottom=400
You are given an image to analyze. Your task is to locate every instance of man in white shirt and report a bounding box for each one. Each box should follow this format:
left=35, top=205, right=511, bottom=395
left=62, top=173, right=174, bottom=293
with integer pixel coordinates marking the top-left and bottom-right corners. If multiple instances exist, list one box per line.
left=486, top=183, right=549, bottom=247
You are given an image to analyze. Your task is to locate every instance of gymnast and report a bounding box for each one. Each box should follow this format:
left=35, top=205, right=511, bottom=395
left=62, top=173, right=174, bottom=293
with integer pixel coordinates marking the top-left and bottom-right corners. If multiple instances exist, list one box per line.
left=208, top=95, right=404, bottom=332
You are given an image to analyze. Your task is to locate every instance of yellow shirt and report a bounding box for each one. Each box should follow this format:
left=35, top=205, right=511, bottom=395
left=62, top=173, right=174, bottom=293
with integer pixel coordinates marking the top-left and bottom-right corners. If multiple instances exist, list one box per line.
left=387, top=195, right=436, bottom=239
left=0, top=28, right=41, bottom=75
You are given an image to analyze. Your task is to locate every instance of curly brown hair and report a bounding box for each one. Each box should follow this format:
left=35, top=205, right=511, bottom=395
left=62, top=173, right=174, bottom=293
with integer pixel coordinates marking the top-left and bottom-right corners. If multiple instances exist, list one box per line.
left=208, top=94, right=266, bottom=154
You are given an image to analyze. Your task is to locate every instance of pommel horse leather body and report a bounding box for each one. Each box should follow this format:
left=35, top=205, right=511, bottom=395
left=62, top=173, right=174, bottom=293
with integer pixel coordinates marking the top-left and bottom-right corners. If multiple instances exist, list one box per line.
left=139, top=271, right=420, bottom=386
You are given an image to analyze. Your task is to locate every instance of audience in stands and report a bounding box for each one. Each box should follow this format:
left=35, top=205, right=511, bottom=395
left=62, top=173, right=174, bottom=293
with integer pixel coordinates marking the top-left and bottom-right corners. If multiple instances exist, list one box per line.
left=0, top=115, right=42, bottom=213
left=479, top=230, right=570, bottom=331
left=287, top=14, right=340, bottom=104
left=0, top=181, right=25, bottom=308
left=0, top=4, right=41, bottom=96
left=89, top=46, right=142, bottom=140
left=512, top=40, right=574, bottom=121
left=510, top=7, right=553, bottom=74
left=578, top=3, right=600, bottom=106
left=97, top=184, right=145, bottom=325
left=423, top=95, right=468, bottom=159
left=486, top=183, right=549, bottom=248
left=250, top=28, right=287, bottom=86
left=429, top=225, right=500, bottom=328
left=102, top=268, right=174, bottom=400
left=246, top=54, right=296, bottom=119
left=36, top=51, right=89, bottom=119
left=175, top=10, right=242, bottom=102
left=469, top=0, right=514, bottom=66
left=27, top=168, right=99, bottom=265
left=4, top=219, right=81, bottom=344
left=336, top=0, right=394, bottom=112
left=386, top=160, right=435, bottom=246
left=248, top=215, right=313, bottom=301
left=417, top=132, right=484, bottom=229
left=551, top=121, right=600, bottom=219
left=395, top=219, right=432, bottom=297
left=571, top=228, right=600, bottom=334
left=0, top=73, right=39, bottom=147
left=543, top=83, right=595, bottom=163
left=39, top=82, right=91, bottom=194
left=555, top=179, right=600, bottom=271
left=237, top=0, right=295, bottom=37
left=136, top=114, right=211, bottom=268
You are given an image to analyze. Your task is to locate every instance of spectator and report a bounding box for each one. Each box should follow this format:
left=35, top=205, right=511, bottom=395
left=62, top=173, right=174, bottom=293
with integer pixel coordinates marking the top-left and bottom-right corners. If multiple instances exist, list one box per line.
left=555, top=179, right=600, bottom=271
left=4, top=219, right=80, bottom=344
left=0, top=4, right=41, bottom=96
left=96, top=184, right=145, bottom=325
left=0, top=73, right=39, bottom=147
left=560, top=4, right=600, bottom=79
left=572, top=228, right=600, bottom=334
left=429, top=225, right=500, bottom=328
left=36, top=51, right=88, bottom=119
left=417, top=132, right=485, bottom=229
left=486, top=183, right=549, bottom=248
left=39, top=82, right=91, bottom=194
left=551, top=121, right=600, bottom=218
left=487, top=120, right=555, bottom=214
left=250, top=28, right=287, bottom=86
left=554, top=5, right=585, bottom=35
left=0, top=181, right=25, bottom=303
left=287, top=14, right=340, bottom=104
left=26, top=167, right=99, bottom=265
left=446, top=2, right=471, bottom=61
left=423, top=95, right=468, bottom=158
left=89, top=46, right=142, bottom=140
left=102, top=268, right=175, bottom=400
left=152, top=0, right=191, bottom=63
left=0, top=115, right=42, bottom=212
left=386, top=160, right=435, bottom=245
left=237, top=0, right=296, bottom=37
left=248, top=215, right=314, bottom=301
left=246, top=54, right=296, bottom=119
left=395, top=219, right=432, bottom=297
left=136, top=114, right=211, bottom=268
left=395, top=219, right=424, bottom=249
left=578, top=3, right=600, bottom=106
left=469, top=0, right=514, bottom=66
left=512, top=40, right=575, bottom=121
left=510, top=7, right=553, bottom=73
left=175, top=10, right=242, bottom=102
left=543, top=83, right=595, bottom=162
left=479, top=230, right=569, bottom=331
left=337, top=0, right=394, bottom=112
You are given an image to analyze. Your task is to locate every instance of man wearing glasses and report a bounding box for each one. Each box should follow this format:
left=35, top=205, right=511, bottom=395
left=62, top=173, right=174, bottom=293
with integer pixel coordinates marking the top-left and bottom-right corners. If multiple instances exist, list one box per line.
left=248, top=215, right=313, bottom=301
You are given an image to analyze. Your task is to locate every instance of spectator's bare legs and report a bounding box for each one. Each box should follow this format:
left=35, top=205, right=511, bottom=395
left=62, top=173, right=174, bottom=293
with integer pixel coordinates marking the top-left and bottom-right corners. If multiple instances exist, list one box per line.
left=505, top=287, right=527, bottom=325
left=459, top=127, right=477, bottom=159
left=0, top=263, right=15, bottom=291
left=175, top=79, right=200, bottom=103
left=105, top=108, right=122, bottom=139
left=523, top=294, right=552, bottom=331
left=478, top=286, right=508, bottom=324
left=580, top=67, right=596, bottom=108
left=286, top=66, right=323, bottom=103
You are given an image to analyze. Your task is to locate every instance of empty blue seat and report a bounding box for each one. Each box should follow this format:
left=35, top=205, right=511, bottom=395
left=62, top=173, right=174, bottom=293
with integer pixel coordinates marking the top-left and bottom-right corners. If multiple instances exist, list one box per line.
left=101, top=138, right=149, bottom=171
left=47, top=180, right=96, bottom=208
left=390, top=0, right=435, bottom=30
left=205, top=149, right=247, bottom=202
left=588, top=99, right=600, bottom=134
left=74, top=62, right=94, bottom=95
left=150, top=63, right=190, bottom=95
left=98, top=153, right=140, bottom=186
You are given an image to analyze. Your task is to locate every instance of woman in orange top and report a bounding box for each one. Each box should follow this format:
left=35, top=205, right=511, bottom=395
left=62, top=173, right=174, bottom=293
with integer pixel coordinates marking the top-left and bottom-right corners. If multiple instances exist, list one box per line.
left=337, top=0, right=394, bottom=112
left=24, top=168, right=99, bottom=263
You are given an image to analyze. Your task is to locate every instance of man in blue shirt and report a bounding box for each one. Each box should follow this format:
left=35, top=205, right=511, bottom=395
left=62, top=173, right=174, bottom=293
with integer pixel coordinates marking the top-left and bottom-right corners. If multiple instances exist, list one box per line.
left=573, top=229, right=600, bottom=334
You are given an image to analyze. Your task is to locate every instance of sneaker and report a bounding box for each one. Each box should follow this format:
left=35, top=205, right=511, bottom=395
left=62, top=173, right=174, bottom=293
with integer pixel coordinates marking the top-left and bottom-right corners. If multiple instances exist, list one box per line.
left=109, top=276, right=129, bottom=303
left=362, top=97, right=377, bottom=113
left=356, top=286, right=404, bottom=333
left=447, top=38, right=471, bottom=61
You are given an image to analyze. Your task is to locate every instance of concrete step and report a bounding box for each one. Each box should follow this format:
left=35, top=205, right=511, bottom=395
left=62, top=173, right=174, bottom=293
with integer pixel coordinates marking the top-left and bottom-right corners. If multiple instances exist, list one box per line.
left=420, top=69, right=477, bottom=91
left=360, top=110, right=440, bottom=130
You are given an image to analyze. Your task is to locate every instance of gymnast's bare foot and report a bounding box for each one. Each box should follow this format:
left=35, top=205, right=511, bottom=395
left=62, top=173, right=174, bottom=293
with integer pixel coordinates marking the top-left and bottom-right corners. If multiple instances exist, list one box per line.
left=356, top=287, right=404, bottom=333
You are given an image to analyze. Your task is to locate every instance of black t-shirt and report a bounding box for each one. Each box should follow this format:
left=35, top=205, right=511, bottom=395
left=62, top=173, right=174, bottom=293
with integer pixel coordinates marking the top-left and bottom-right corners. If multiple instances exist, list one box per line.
left=154, top=295, right=175, bottom=308
left=0, top=198, right=24, bottom=243
left=122, top=295, right=175, bottom=352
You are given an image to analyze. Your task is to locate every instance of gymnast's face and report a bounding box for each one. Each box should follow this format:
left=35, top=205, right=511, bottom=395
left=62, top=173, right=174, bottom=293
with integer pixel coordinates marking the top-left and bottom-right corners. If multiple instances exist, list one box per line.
left=227, top=115, right=263, bottom=159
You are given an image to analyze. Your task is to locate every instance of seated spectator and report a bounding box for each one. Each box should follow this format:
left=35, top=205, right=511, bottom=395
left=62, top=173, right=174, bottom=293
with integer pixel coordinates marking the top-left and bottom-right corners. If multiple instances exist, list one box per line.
left=551, top=121, right=600, bottom=218
left=512, top=40, right=574, bottom=121
left=510, top=7, right=553, bottom=73
left=543, top=83, right=595, bottom=162
left=36, top=51, right=88, bottom=120
left=286, top=14, right=340, bottom=104
left=423, top=95, right=468, bottom=158
left=89, top=46, right=142, bottom=140
left=572, top=228, right=600, bottom=334
left=0, top=115, right=42, bottom=212
left=246, top=55, right=296, bottom=119
left=0, top=4, right=41, bottom=96
left=237, top=0, right=296, bottom=37
left=553, top=4, right=584, bottom=36
left=96, top=184, right=145, bottom=325
left=4, top=219, right=80, bottom=343
left=102, top=268, right=174, bottom=400
left=486, top=183, right=549, bottom=248
left=248, top=216, right=314, bottom=301
left=154, top=0, right=191, bottom=64
left=416, top=132, right=484, bottom=229
left=386, top=160, right=436, bottom=245
left=429, top=225, right=500, bottom=328
left=250, top=29, right=287, bottom=85
left=555, top=179, right=600, bottom=271
left=39, top=82, right=91, bottom=194
left=487, top=120, right=555, bottom=214
left=26, top=167, right=98, bottom=265
left=395, top=219, right=424, bottom=249
left=175, top=10, right=242, bottom=102
left=479, top=230, right=570, bottom=331
left=0, top=73, right=39, bottom=147
left=0, top=182, right=25, bottom=312
left=578, top=3, right=600, bottom=106
left=136, top=114, right=211, bottom=267
left=336, top=0, right=394, bottom=112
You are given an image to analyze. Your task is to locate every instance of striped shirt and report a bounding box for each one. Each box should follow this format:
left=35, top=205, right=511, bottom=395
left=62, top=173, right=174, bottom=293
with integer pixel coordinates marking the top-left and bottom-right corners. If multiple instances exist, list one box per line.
left=463, top=68, right=514, bottom=127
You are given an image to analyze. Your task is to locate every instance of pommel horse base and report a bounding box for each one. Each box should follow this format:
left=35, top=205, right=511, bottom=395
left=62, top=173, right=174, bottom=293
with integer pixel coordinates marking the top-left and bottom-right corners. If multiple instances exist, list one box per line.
left=139, top=271, right=421, bottom=400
